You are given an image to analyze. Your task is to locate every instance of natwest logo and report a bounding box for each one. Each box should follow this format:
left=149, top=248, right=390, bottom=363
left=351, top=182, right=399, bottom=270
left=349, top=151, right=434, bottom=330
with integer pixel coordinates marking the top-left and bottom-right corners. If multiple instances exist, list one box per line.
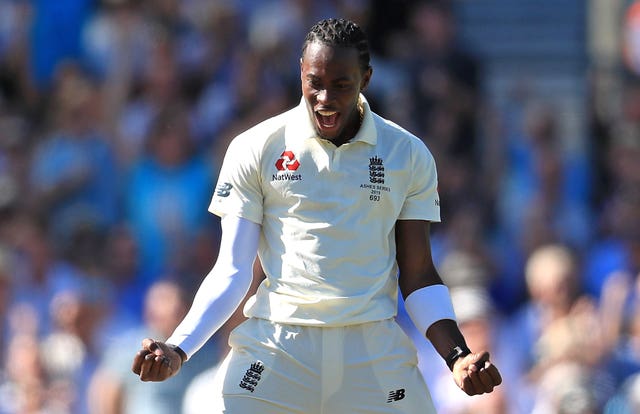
left=275, top=151, right=300, bottom=171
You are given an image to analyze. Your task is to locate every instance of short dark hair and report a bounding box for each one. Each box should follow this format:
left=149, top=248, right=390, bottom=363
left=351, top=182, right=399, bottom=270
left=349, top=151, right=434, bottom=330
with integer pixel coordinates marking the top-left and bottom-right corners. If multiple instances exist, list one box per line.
left=301, top=18, right=371, bottom=73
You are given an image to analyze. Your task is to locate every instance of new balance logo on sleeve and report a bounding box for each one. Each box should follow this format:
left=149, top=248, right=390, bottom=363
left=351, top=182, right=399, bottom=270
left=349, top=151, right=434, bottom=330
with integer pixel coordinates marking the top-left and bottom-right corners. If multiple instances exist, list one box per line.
left=387, top=388, right=406, bottom=402
left=216, top=182, right=233, bottom=197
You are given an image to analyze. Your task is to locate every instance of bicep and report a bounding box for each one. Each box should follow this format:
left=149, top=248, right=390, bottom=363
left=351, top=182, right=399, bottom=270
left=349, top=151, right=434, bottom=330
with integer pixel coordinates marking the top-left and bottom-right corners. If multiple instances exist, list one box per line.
left=395, top=219, right=444, bottom=298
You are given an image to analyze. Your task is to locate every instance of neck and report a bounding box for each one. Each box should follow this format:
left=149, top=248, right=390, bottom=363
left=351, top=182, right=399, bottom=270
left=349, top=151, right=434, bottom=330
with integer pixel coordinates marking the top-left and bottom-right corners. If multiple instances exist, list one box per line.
left=331, top=102, right=364, bottom=147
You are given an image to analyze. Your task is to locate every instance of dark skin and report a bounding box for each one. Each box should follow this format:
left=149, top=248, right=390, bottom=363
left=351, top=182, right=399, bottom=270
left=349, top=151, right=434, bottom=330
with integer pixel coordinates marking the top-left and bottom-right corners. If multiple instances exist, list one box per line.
left=132, top=40, right=502, bottom=396
left=396, top=219, right=502, bottom=395
left=300, top=41, right=372, bottom=147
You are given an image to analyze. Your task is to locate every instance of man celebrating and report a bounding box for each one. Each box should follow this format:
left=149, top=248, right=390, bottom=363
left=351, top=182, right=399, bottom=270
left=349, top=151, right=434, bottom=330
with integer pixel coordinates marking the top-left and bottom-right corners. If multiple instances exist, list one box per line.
left=132, top=18, right=501, bottom=413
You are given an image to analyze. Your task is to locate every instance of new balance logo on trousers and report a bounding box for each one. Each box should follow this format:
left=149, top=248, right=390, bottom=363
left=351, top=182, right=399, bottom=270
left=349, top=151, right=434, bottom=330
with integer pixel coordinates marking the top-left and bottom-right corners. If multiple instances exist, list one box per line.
left=387, top=388, right=406, bottom=402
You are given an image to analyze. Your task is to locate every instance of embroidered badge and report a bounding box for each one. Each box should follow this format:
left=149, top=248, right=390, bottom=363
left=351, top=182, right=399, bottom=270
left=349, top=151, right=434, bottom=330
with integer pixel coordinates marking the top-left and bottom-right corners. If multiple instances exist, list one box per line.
left=369, top=156, right=384, bottom=184
left=239, top=361, right=265, bottom=393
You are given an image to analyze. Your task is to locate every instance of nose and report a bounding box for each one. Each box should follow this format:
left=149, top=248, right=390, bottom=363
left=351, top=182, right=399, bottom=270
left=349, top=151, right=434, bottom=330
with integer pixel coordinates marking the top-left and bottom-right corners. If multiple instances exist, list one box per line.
left=317, top=88, right=331, bottom=104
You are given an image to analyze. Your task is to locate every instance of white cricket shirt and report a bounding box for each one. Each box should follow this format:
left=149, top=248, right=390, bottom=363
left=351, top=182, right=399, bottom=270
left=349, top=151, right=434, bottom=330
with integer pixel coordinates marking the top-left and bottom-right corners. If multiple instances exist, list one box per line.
left=209, top=95, right=440, bottom=326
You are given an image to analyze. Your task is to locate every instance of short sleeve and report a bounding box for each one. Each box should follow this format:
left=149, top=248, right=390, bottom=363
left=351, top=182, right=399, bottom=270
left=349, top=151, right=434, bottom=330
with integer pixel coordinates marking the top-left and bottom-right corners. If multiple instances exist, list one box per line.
left=398, top=140, right=441, bottom=222
left=208, top=134, right=264, bottom=224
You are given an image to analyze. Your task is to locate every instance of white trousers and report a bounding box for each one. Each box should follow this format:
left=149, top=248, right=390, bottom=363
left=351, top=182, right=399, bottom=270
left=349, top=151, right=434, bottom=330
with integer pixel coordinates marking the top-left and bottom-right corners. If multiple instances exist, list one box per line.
left=210, top=317, right=436, bottom=414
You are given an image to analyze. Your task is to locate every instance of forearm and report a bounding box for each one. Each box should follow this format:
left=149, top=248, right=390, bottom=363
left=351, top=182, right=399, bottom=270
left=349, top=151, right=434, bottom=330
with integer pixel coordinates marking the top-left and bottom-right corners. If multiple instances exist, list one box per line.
left=166, top=215, right=260, bottom=359
left=166, top=265, right=251, bottom=359
left=426, top=319, right=469, bottom=366
left=403, top=283, right=470, bottom=370
left=395, top=222, right=501, bottom=392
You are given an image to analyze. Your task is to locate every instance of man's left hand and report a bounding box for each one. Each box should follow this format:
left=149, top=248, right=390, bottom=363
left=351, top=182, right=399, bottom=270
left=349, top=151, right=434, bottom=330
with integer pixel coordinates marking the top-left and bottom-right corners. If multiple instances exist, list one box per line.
left=452, top=351, right=502, bottom=395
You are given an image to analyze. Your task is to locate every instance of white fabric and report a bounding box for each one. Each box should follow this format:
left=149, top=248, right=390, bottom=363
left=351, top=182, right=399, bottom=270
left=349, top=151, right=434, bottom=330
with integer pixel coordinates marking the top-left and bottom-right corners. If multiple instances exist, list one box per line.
left=404, top=284, right=457, bottom=336
left=166, top=215, right=259, bottom=359
left=208, top=95, right=441, bottom=327
left=214, top=318, right=437, bottom=413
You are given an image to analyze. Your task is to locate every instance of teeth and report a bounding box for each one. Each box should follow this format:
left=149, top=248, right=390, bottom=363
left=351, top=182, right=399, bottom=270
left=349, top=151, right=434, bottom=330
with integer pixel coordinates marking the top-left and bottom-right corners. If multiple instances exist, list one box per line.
left=317, top=110, right=337, bottom=116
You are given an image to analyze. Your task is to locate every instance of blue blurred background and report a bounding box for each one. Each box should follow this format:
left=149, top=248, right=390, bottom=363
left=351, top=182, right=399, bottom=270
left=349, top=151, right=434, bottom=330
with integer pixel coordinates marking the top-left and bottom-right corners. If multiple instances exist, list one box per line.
left=0, top=0, right=639, bottom=412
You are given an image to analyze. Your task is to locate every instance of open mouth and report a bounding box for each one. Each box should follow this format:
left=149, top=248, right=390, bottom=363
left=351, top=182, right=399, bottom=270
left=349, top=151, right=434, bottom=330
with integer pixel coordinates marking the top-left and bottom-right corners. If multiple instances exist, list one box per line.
left=315, top=109, right=339, bottom=129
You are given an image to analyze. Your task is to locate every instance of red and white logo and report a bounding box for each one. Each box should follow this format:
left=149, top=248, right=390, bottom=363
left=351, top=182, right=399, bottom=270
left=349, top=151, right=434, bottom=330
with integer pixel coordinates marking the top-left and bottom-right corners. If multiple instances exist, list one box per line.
left=275, top=151, right=300, bottom=171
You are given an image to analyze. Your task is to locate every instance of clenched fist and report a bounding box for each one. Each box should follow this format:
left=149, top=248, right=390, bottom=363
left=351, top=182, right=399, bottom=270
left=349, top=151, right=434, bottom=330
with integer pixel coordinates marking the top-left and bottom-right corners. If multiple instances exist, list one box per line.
left=132, top=338, right=185, bottom=382
left=452, top=351, right=502, bottom=395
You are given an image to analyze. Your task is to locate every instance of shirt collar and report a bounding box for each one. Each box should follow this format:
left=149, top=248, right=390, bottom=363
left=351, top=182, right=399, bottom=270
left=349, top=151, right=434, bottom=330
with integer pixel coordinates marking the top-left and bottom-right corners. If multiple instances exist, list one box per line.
left=286, top=94, right=377, bottom=145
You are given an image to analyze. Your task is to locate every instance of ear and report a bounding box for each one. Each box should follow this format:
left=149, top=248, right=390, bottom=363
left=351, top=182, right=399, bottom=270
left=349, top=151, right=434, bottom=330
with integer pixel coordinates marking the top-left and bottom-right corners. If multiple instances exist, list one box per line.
left=360, top=66, right=373, bottom=92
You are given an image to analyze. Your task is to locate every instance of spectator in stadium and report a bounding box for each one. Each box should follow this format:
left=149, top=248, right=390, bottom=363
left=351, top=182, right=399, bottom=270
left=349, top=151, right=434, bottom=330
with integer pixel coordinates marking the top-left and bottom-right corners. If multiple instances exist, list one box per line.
left=89, top=280, right=216, bottom=414
left=123, top=103, right=216, bottom=283
left=0, top=333, right=50, bottom=413
left=27, top=64, right=119, bottom=249
left=507, top=243, right=618, bottom=411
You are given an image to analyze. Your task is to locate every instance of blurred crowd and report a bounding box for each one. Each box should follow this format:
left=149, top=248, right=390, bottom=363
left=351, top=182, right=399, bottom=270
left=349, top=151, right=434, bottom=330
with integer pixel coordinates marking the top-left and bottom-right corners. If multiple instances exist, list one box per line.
left=0, top=0, right=638, bottom=413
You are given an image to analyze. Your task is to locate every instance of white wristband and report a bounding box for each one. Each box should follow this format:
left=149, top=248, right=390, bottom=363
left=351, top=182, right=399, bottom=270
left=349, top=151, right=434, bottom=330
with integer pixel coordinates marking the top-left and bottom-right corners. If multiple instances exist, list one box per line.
left=404, top=284, right=457, bottom=335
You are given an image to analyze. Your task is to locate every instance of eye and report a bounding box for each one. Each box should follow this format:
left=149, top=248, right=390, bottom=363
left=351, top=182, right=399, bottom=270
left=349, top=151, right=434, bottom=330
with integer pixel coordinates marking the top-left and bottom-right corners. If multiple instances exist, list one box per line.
left=333, top=79, right=355, bottom=90
left=307, top=78, right=322, bottom=89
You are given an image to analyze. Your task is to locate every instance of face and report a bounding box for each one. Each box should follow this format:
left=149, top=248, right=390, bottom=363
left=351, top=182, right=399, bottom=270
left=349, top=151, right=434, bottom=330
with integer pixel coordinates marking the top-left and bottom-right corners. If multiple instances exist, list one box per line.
left=301, top=41, right=372, bottom=145
left=144, top=281, right=187, bottom=337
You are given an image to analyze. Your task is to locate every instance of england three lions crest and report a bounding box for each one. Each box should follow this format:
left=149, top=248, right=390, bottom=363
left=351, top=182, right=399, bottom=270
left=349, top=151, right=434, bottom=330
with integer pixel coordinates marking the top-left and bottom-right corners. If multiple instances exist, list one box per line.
left=369, top=156, right=384, bottom=184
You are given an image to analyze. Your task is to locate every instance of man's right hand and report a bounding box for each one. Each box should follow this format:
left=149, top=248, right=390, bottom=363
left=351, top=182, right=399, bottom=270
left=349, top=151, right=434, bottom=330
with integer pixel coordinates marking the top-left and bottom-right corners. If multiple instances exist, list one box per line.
left=132, top=338, right=183, bottom=382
